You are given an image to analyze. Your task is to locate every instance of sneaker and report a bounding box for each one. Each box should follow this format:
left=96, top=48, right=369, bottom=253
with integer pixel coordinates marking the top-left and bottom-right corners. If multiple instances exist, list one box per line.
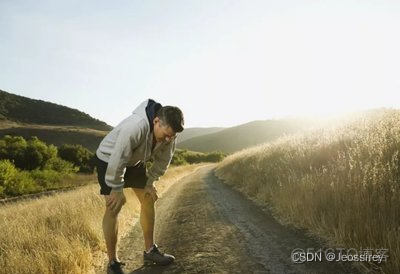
left=107, top=260, right=126, bottom=274
left=143, top=244, right=175, bottom=266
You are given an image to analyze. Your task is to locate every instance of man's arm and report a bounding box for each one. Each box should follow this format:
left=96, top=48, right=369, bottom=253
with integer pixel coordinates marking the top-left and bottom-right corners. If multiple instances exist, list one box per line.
left=145, top=140, right=176, bottom=187
left=142, top=140, right=175, bottom=201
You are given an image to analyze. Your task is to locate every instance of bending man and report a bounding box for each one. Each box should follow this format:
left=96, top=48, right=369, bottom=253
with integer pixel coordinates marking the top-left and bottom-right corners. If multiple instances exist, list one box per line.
left=95, top=99, right=184, bottom=274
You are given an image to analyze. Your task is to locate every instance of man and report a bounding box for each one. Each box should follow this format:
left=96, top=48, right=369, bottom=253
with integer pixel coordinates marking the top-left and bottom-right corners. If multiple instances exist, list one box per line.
left=95, top=99, right=184, bottom=274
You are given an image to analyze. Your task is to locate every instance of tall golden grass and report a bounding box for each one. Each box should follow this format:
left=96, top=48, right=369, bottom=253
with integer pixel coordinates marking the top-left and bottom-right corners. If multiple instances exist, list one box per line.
left=0, top=164, right=203, bottom=274
left=216, top=109, right=400, bottom=274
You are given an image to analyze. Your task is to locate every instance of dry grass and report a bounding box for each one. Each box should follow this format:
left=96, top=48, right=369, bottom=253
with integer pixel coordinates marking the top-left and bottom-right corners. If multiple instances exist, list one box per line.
left=215, top=109, right=400, bottom=274
left=0, top=164, right=204, bottom=274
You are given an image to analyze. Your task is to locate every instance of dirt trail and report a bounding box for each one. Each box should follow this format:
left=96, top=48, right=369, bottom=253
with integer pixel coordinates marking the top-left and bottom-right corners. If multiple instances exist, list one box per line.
left=98, top=166, right=361, bottom=274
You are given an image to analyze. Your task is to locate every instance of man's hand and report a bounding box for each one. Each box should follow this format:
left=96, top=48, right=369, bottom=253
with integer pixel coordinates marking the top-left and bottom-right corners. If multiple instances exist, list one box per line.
left=144, top=185, right=158, bottom=202
left=106, top=190, right=126, bottom=212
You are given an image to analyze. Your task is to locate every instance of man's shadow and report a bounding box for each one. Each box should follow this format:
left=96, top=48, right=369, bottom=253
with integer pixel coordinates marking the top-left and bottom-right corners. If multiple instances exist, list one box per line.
left=128, top=263, right=177, bottom=274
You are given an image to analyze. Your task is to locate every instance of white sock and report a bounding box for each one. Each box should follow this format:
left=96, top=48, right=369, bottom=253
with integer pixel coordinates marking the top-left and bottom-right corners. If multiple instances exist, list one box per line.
left=146, top=246, right=154, bottom=253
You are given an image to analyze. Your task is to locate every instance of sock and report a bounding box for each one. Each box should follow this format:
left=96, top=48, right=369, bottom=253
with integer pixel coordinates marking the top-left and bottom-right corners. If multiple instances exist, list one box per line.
left=146, top=245, right=155, bottom=253
left=109, top=259, right=119, bottom=266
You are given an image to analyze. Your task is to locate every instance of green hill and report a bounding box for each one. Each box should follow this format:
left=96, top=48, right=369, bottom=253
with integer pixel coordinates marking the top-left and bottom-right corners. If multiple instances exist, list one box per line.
left=0, top=89, right=112, bottom=131
left=0, top=125, right=106, bottom=152
left=177, top=119, right=316, bottom=153
left=0, top=89, right=111, bottom=151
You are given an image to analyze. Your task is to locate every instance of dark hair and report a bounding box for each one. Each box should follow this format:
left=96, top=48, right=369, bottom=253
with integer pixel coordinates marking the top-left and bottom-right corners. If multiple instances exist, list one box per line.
left=156, top=106, right=184, bottom=133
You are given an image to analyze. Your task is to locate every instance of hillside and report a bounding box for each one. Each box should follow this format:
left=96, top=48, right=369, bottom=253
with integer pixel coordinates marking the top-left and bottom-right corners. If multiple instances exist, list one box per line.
left=177, top=119, right=316, bottom=153
left=0, top=89, right=111, bottom=151
left=215, top=109, right=400, bottom=274
left=177, top=127, right=224, bottom=143
left=0, top=124, right=107, bottom=152
left=0, top=89, right=112, bottom=131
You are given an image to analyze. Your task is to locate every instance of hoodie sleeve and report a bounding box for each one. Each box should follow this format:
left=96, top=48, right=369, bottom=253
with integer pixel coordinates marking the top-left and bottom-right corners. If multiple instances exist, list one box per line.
left=145, top=140, right=176, bottom=187
left=105, top=121, right=145, bottom=191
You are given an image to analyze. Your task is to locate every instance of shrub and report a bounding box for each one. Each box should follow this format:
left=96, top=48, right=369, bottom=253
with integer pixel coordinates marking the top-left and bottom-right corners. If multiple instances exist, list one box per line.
left=204, top=151, right=225, bottom=162
left=0, top=135, right=27, bottom=168
left=44, top=157, right=78, bottom=174
left=171, top=149, right=227, bottom=165
left=0, top=135, right=58, bottom=170
left=0, top=136, right=82, bottom=197
left=58, top=144, right=95, bottom=173
left=0, top=160, right=18, bottom=195
left=24, top=137, right=58, bottom=170
left=30, top=169, right=63, bottom=189
left=0, top=160, right=39, bottom=195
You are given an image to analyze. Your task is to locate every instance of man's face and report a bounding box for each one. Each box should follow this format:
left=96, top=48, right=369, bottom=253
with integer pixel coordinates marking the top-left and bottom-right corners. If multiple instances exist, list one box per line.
left=153, top=117, right=177, bottom=143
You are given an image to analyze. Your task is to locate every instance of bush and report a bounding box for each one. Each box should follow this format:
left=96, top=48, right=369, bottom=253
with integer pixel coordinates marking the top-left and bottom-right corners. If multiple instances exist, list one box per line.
left=30, top=169, right=63, bottom=189
left=44, top=157, right=78, bottom=174
left=24, top=137, right=57, bottom=170
left=0, top=136, right=82, bottom=197
left=171, top=155, right=187, bottom=165
left=14, top=171, right=40, bottom=194
left=0, top=160, right=18, bottom=195
left=0, top=160, right=39, bottom=196
left=0, top=135, right=58, bottom=170
left=204, top=151, right=225, bottom=162
left=58, top=144, right=95, bottom=173
left=171, top=149, right=227, bottom=165
left=0, top=135, right=27, bottom=168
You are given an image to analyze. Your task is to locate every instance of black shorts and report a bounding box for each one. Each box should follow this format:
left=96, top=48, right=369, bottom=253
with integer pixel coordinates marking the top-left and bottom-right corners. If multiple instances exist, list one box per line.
left=95, top=154, right=147, bottom=195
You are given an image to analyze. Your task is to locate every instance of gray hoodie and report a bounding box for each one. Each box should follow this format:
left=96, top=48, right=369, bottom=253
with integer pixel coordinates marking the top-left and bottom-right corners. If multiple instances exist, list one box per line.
left=96, top=99, right=176, bottom=191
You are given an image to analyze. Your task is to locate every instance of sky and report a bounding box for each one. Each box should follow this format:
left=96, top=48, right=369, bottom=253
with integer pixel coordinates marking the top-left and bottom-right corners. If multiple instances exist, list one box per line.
left=1, top=0, right=400, bottom=128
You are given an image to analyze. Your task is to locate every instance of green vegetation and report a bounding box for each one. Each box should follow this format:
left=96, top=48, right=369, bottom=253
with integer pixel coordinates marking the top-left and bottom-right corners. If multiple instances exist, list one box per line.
left=171, top=149, right=226, bottom=165
left=0, top=135, right=58, bottom=170
left=0, top=126, right=107, bottom=152
left=0, top=135, right=79, bottom=197
left=58, top=144, right=95, bottom=173
left=0, top=134, right=221, bottom=198
left=0, top=89, right=112, bottom=130
left=216, top=109, right=400, bottom=274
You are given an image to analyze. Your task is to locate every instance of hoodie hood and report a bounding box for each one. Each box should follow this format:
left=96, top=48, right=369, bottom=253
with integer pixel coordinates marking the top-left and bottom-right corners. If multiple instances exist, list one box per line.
left=132, top=99, right=162, bottom=132
left=145, top=99, right=162, bottom=132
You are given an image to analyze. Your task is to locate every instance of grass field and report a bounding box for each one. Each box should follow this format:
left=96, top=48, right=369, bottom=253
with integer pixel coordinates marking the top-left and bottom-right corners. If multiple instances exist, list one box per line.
left=0, top=164, right=204, bottom=274
left=216, top=109, right=400, bottom=274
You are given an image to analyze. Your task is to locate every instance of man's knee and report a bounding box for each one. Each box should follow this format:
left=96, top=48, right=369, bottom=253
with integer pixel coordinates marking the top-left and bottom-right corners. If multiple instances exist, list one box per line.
left=134, top=189, right=154, bottom=204
left=104, top=206, right=123, bottom=218
left=103, top=197, right=124, bottom=217
left=141, top=194, right=155, bottom=208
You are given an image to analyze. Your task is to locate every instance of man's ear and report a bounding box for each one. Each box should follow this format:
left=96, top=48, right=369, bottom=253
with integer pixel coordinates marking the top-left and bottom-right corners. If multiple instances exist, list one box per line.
left=153, top=117, right=159, bottom=126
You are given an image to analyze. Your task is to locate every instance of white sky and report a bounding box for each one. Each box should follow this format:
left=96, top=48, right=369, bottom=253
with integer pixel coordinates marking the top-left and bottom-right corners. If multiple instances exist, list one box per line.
left=1, top=0, right=399, bottom=127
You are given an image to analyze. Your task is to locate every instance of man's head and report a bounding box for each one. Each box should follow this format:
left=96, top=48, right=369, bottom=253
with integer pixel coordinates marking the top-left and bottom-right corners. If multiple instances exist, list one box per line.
left=153, top=106, right=184, bottom=142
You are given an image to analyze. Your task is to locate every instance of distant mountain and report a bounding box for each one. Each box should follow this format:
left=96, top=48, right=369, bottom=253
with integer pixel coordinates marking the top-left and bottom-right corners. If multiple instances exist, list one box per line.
left=177, top=119, right=316, bottom=153
left=0, top=89, right=112, bottom=131
left=177, top=127, right=224, bottom=143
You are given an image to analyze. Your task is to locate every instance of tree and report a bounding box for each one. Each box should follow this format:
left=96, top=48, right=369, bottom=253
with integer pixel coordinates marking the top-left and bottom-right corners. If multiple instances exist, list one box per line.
left=24, top=137, right=57, bottom=170
left=58, top=144, right=95, bottom=173
left=0, top=135, right=27, bottom=168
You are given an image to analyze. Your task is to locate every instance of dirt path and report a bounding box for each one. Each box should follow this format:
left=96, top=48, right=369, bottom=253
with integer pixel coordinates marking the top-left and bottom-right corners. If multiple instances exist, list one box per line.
left=100, top=166, right=361, bottom=274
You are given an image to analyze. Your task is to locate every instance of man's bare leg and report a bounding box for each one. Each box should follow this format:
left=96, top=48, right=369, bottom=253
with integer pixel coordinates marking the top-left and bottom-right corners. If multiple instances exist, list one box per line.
left=103, top=196, right=122, bottom=262
left=133, top=188, right=155, bottom=251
